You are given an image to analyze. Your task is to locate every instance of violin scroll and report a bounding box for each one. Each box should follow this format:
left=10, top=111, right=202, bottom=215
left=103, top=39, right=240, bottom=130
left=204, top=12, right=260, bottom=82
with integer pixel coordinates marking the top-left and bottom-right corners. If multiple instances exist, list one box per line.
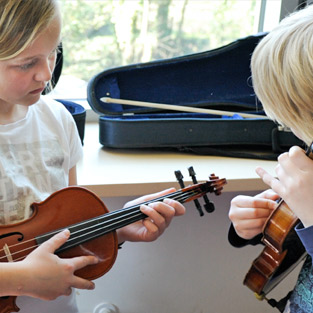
left=175, top=167, right=226, bottom=216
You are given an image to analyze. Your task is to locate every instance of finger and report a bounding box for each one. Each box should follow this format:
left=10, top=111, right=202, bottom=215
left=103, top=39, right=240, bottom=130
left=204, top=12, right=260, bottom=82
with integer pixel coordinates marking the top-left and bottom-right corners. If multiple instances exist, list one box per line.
left=142, top=219, right=159, bottom=235
left=140, top=204, right=168, bottom=228
left=235, top=217, right=269, bottom=231
left=141, top=188, right=176, bottom=202
left=289, top=145, right=313, bottom=170
left=71, top=276, right=95, bottom=290
left=255, top=189, right=280, bottom=201
left=232, top=195, right=277, bottom=211
left=255, top=167, right=283, bottom=195
left=124, top=188, right=176, bottom=208
left=40, top=229, right=70, bottom=253
left=163, top=198, right=186, bottom=216
left=69, top=255, right=99, bottom=272
left=229, top=206, right=273, bottom=221
left=277, top=151, right=297, bottom=177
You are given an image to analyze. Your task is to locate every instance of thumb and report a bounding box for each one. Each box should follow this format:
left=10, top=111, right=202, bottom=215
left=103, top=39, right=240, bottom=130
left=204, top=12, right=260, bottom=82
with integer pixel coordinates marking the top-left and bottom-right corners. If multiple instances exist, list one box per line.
left=39, top=229, right=70, bottom=253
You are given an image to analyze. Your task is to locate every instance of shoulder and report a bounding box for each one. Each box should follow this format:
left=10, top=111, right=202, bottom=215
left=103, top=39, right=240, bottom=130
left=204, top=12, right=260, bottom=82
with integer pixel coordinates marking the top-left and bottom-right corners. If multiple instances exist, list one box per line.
left=36, top=96, right=73, bottom=118
left=33, top=96, right=77, bottom=131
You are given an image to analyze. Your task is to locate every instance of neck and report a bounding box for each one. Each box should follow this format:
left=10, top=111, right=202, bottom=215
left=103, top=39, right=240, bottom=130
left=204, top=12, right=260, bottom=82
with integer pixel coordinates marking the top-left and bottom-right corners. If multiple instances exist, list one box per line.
left=0, top=103, right=28, bottom=125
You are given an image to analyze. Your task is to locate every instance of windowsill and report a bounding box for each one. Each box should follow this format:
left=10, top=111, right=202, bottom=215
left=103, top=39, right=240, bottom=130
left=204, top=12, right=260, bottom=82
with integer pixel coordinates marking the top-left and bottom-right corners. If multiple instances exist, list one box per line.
left=77, top=123, right=277, bottom=198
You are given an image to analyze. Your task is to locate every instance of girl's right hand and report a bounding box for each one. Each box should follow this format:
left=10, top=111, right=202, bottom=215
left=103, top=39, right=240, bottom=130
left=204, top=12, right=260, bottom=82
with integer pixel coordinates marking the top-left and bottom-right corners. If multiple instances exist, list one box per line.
left=228, top=189, right=279, bottom=240
left=17, top=229, right=99, bottom=300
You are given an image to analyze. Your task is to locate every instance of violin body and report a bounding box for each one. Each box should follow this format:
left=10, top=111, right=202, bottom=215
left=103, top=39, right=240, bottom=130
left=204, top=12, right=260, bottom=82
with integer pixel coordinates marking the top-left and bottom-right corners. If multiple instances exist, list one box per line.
left=244, top=199, right=307, bottom=297
left=0, top=187, right=118, bottom=313
left=0, top=187, right=118, bottom=279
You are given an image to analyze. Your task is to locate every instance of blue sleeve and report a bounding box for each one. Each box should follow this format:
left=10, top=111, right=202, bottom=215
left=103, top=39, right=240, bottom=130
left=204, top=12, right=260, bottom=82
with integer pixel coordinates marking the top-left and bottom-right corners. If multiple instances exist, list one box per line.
left=295, top=222, right=313, bottom=260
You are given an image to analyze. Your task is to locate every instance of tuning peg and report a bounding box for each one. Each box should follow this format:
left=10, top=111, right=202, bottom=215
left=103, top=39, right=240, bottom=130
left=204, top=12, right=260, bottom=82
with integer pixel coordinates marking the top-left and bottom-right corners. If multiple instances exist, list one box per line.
left=175, top=170, right=185, bottom=188
left=187, top=166, right=204, bottom=216
left=189, top=167, right=215, bottom=213
left=175, top=169, right=204, bottom=216
left=204, top=201, right=215, bottom=213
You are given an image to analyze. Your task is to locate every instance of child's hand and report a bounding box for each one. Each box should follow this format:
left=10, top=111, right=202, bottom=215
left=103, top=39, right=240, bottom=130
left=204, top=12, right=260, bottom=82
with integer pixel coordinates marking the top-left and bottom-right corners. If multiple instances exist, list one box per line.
left=256, top=146, right=313, bottom=228
left=17, top=229, right=98, bottom=300
left=229, top=189, right=278, bottom=240
left=117, top=188, right=185, bottom=243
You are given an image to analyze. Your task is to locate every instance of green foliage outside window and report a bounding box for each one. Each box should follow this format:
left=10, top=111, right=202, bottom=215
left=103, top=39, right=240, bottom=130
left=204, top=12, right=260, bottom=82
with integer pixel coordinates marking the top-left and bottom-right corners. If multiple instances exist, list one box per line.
left=59, top=0, right=259, bottom=84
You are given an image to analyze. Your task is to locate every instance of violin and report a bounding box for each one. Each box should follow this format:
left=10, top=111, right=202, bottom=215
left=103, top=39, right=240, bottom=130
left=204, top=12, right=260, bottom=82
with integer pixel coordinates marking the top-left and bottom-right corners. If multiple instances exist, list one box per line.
left=0, top=173, right=226, bottom=313
left=244, top=144, right=313, bottom=300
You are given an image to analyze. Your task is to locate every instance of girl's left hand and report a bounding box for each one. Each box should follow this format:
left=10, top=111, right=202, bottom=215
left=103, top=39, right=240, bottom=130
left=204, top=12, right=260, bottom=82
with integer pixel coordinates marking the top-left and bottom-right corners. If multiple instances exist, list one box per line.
left=256, top=146, right=313, bottom=227
left=117, top=188, right=185, bottom=243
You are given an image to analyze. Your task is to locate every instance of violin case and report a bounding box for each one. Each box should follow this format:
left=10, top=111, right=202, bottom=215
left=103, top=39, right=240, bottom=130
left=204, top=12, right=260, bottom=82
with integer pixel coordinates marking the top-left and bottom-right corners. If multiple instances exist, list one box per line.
left=87, top=33, right=302, bottom=160
left=57, top=99, right=86, bottom=145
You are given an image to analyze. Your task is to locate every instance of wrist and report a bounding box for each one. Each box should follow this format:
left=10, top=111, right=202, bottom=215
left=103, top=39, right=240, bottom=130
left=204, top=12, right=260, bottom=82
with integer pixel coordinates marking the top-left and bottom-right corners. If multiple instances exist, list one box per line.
left=0, top=262, right=28, bottom=296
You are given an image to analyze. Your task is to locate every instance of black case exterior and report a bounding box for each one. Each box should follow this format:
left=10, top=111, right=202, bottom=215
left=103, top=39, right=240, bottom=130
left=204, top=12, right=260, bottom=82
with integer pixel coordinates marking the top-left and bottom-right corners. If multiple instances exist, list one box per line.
left=57, top=99, right=86, bottom=145
left=87, top=33, right=302, bottom=160
left=47, top=45, right=86, bottom=145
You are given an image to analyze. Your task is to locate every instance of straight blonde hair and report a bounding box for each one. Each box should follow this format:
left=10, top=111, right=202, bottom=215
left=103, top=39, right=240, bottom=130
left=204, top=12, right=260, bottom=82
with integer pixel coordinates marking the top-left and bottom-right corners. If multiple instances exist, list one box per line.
left=0, top=0, right=58, bottom=60
left=251, top=5, right=313, bottom=145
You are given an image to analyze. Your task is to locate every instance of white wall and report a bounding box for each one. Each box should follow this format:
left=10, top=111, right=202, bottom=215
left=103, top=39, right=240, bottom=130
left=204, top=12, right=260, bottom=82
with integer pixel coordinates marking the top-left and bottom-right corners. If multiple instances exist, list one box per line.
left=76, top=191, right=302, bottom=313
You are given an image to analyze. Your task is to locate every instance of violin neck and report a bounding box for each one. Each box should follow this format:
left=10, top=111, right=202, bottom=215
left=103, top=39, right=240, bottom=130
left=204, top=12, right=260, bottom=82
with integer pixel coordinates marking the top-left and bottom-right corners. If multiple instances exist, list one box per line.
left=37, top=187, right=200, bottom=254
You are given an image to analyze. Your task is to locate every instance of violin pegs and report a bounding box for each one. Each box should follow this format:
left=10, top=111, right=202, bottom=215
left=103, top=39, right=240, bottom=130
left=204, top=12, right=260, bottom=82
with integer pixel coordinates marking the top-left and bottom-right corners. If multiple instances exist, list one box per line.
left=175, top=170, right=185, bottom=189
left=204, top=200, right=215, bottom=213
left=188, top=166, right=198, bottom=184
left=187, top=166, right=205, bottom=216
left=209, top=173, right=219, bottom=181
left=195, top=201, right=204, bottom=217
left=188, top=168, right=216, bottom=213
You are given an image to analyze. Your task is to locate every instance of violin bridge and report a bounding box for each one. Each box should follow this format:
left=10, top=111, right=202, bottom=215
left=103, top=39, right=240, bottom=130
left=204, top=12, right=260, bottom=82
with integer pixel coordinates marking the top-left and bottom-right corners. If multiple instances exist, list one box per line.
left=3, top=243, right=13, bottom=262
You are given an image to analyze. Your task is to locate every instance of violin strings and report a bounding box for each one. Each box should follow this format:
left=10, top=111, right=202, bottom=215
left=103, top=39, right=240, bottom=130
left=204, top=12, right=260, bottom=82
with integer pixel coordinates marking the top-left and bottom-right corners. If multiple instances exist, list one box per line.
left=0, top=187, right=204, bottom=262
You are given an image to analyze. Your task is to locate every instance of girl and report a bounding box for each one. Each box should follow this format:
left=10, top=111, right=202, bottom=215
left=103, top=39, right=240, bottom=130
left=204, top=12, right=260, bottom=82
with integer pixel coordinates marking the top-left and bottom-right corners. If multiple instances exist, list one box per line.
left=229, top=4, right=313, bottom=313
left=0, top=1, right=185, bottom=312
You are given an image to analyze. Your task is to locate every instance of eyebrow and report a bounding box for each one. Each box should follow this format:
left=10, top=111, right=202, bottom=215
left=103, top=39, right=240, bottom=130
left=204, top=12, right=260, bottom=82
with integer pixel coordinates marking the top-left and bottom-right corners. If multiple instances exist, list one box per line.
left=14, top=39, right=62, bottom=63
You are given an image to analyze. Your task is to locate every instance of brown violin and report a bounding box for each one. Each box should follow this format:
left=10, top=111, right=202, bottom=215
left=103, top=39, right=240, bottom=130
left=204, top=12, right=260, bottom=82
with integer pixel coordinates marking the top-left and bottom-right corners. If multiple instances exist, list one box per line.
left=0, top=174, right=226, bottom=313
left=244, top=144, right=313, bottom=299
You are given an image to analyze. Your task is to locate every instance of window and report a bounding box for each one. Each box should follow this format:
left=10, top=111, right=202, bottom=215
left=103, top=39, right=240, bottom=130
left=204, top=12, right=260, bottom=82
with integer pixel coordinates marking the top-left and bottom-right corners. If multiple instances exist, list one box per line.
left=51, top=0, right=287, bottom=107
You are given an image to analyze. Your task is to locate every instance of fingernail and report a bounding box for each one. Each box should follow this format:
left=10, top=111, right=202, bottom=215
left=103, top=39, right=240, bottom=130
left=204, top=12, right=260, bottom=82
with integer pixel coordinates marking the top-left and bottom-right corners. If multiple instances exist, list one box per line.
left=94, top=257, right=100, bottom=264
left=163, top=198, right=172, bottom=204
left=62, top=229, right=70, bottom=237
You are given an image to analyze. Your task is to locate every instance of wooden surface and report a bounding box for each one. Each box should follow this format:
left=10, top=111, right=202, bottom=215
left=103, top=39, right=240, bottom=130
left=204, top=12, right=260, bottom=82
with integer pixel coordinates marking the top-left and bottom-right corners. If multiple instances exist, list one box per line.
left=77, top=123, right=277, bottom=197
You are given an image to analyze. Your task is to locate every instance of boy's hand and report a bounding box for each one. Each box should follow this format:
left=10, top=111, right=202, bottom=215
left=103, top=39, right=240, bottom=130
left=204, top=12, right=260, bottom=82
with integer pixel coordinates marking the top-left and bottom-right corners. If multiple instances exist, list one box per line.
left=229, top=189, right=278, bottom=240
left=256, top=146, right=313, bottom=228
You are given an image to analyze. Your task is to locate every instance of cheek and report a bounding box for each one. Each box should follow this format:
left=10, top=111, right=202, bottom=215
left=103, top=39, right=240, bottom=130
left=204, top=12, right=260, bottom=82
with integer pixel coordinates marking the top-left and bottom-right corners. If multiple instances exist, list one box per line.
left=0, top=72, right=31, bottom=99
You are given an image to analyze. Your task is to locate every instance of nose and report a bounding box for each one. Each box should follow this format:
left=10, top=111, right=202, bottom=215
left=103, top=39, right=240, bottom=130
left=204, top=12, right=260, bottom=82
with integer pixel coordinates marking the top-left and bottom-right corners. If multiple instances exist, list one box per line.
left=34, top=59, right=54, bottom=83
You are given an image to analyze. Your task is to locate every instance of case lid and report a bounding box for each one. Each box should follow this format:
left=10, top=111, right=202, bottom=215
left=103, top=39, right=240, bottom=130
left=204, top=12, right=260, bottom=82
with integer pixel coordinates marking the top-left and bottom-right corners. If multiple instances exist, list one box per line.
left=87, top=33, right=267, bottom=116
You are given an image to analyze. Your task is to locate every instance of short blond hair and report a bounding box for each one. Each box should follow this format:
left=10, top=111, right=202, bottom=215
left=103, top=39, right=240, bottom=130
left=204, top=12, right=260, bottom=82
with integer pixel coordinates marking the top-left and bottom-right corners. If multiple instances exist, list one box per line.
left=0, top=0, right=58, bottom=60
left=251, top=5, right=313, bottom=145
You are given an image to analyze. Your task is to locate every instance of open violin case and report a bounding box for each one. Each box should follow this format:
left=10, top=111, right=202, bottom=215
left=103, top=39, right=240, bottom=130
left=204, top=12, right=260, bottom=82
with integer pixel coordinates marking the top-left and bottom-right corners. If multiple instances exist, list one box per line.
left=87, top=33, right=302, bottom=160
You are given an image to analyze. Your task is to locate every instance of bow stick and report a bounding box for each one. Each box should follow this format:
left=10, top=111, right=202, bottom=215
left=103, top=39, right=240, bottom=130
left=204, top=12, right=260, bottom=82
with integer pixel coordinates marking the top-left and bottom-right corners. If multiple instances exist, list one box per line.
left=100, top=97, right=268, bottom=119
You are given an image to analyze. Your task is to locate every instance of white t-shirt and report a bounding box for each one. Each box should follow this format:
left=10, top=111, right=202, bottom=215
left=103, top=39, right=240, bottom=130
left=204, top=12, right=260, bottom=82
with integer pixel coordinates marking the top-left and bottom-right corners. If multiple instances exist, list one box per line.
left=0, top=96, right=83, bottom=313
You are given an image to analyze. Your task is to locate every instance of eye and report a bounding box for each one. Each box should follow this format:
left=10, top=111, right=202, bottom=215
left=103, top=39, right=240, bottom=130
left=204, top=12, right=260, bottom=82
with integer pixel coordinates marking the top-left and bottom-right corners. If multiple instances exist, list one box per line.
left=19, top=59, right=37, bottom=71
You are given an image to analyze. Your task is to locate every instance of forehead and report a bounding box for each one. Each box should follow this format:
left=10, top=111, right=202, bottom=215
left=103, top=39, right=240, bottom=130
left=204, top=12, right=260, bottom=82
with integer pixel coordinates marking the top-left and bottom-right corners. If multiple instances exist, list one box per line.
left=13, top=14, right=61, bottom=62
